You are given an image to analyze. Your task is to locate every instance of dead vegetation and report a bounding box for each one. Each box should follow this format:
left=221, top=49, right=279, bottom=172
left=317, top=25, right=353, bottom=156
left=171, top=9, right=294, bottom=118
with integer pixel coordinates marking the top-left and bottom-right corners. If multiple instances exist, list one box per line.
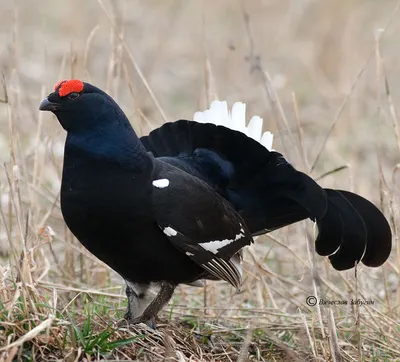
left=0, top=0, right=400, bottom=361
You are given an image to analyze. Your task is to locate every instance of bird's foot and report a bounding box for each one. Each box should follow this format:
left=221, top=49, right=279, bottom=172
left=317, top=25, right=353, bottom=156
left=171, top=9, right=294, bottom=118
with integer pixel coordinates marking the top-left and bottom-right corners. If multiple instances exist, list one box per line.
left=117, top=314, right=157, bottom=329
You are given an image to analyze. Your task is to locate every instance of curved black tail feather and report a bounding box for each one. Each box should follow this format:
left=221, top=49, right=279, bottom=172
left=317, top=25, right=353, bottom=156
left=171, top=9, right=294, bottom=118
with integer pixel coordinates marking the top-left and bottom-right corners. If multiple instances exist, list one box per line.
left=141, top=120, right=392, bottom=270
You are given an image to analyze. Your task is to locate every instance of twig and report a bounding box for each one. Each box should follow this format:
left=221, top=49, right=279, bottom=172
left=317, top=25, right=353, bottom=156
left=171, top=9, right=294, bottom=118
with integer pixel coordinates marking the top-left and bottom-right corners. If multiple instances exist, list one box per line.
left=96, top=0, right=168, bottom=123
left=309, top=0, right=400, bottom=172
left=239, top=1, right=298, bottom=159
left=383, top=70, right=400, bottom=154
left=314, top=165, right=349, bottom=182
left=0, top=73, right=8, bottom=103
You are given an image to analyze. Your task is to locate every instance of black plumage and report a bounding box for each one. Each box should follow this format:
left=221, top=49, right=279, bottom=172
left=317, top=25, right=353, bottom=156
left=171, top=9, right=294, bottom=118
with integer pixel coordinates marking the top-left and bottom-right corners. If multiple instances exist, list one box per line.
left=39, top=80, right=392, bottom=328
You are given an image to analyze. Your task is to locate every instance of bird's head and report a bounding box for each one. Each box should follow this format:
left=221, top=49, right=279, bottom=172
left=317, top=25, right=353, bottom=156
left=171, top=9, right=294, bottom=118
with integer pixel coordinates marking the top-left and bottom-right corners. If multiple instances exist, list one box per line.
left=39, top=80, right=129, bottom=133
left=39, top=80, right=146, bottom=165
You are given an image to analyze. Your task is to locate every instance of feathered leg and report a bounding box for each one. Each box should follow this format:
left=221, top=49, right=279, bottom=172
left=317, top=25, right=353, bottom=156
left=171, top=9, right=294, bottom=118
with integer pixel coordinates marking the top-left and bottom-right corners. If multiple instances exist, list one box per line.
left=119, top=281, right=175, bottom=329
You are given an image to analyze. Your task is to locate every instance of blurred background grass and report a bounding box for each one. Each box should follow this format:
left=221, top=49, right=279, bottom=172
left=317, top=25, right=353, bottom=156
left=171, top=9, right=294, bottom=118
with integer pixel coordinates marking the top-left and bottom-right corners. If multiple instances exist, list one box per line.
left=0, top=0, right=399, bottom=361
left=1, top=0, right=400, bottom=190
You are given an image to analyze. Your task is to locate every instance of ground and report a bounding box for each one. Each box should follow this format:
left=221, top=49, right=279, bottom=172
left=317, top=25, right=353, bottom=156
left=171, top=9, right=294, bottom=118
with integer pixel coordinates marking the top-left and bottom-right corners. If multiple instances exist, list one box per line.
left=0, top=1, right=399, bottom=361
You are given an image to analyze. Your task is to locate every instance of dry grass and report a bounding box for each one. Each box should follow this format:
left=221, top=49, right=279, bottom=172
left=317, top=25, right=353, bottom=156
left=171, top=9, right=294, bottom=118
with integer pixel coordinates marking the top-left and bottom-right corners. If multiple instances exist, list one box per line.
left=0, top=0, right=400, bottom=361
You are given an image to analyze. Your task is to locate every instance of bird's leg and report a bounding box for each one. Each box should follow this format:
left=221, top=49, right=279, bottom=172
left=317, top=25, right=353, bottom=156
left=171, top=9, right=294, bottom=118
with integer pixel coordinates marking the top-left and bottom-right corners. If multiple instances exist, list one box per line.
left=124, top=282, right=144, bottom=321
left=120, top=281, right=154, bottom=324
left=119, top=281, right=175, bottom=329
left=124, top=283, right=135, bottom=321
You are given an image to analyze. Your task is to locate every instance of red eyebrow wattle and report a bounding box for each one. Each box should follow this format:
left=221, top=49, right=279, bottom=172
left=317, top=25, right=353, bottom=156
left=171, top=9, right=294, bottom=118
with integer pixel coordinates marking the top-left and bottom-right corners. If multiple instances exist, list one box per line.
left=56, top=80, right=84, bottom=97
left=54, top=80, right=67, bottom=91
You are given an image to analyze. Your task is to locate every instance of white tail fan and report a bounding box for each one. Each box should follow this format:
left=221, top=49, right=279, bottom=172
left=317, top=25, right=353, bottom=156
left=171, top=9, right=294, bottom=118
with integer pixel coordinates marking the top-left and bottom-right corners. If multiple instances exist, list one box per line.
left=193, top=100, right=274, bottom=151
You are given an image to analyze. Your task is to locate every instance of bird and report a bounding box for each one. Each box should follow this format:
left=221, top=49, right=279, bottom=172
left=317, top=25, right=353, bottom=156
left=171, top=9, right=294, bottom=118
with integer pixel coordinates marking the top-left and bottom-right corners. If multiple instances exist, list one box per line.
left=39, top=79, right=392, bottom=329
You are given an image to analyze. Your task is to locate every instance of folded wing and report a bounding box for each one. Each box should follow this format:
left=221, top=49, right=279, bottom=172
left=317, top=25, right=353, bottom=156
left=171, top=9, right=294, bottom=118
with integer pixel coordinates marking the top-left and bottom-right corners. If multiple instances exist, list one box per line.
left=151, top=161, right=253, bottom=288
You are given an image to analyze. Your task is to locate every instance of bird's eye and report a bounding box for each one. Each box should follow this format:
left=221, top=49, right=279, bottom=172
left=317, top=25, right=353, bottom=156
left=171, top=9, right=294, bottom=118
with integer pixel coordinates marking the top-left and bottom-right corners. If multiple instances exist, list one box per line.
left=68, top=92, right=80, bottom=100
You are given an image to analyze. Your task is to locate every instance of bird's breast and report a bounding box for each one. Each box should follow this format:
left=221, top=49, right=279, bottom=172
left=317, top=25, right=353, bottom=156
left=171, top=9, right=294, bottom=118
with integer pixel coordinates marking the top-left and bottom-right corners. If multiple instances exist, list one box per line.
left=60, top=162, right=154, bottom=244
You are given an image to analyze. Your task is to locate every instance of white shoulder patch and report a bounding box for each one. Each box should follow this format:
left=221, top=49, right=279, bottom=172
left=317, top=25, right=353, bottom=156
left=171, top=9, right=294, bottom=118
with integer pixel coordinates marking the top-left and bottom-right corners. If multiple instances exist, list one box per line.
left=152, top=178, right=170, bottom=188
left=193, top=100, right=274, bottom=151
left=198, top=232, right=245, bottom=254
left=163, top=227, right=178, bottom=237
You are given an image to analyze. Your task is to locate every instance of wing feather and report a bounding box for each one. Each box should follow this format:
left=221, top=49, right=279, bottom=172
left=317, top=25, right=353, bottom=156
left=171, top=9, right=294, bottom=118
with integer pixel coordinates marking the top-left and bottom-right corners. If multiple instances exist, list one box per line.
left=152, top=159, right=252, bottom=288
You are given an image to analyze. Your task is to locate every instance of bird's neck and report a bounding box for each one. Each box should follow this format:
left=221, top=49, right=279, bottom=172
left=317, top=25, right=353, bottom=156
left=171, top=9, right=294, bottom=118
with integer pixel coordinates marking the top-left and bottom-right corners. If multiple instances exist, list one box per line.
left=65, top=124, right=148, bottom=171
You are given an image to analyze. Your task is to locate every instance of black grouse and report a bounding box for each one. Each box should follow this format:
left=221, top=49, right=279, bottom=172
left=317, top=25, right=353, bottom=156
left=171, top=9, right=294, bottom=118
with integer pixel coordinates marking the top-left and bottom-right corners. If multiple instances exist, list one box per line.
left=39, top=80, right=392, bottom=328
